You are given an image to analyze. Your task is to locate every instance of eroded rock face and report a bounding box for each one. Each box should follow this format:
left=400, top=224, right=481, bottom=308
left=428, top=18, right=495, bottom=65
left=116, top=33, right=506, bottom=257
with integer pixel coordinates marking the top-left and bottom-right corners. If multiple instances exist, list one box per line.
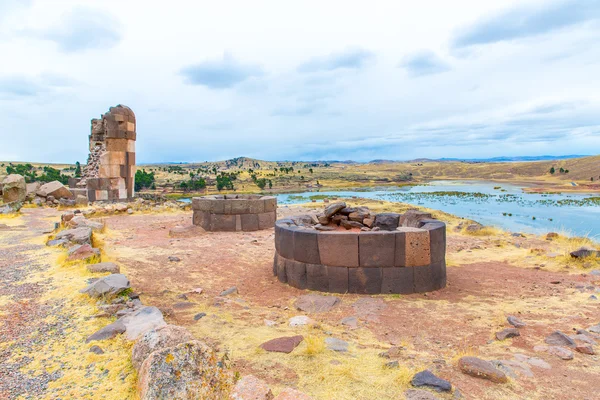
left=2, top=174, right=26, bottom=203
left=131, top=325, right=195, bottom=370
left=138, top=340, right=234, bottom=400
left=80, top=274, right=130, bottom=298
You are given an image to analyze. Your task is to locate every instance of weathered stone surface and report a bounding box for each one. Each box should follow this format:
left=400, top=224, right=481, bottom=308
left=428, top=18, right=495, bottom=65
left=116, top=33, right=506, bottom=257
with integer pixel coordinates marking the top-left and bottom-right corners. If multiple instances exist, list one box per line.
left=534, top=345, right=574, bottom=360
left=496, top=328, right=521, bottom=341
left=260, top=336, right=304, bottom=353
left=131, top=325, right=195, bottom=370
left=411, top=370, right=452, bottom=392
left=317, top=232, right=359, bottom=267
left=400, top=210, right=433, bottom=228
left=325, top=337, right=348, bottom=352
left=138, top=340, right=234, bottom=400
left=54, top=227, right=92, bottom=245
left=294, top=229, right=320, bottom=264
left=230, top=375, right=274, bottom=400
left=2, top=174, right=26, bottom=203
left=295, top=294, right=340, bottom=313
left=80, top=274, right=130, bottom=297
left=491, top=359, right=533, bottom=378
left=359, top=231, right=395, bottom=267
left=86, top=320, right=126, bottom=343
left=348, top=267, right=382, bottom=294
left=66, top=244, right=100, bottom=262
left=323, top=202, right=346, bottom=218
left=545, top=331, right=576, bottom=348
left=273, top=388, right=313, bottom=400
left=507, top=315, right=526, bottom=328
left=66, top=216, right=104, bottom=231
left=87, top=262, right=120, bottom=274
left=373, top=213, right=400, bottom=231
left=37, top=181, right=72, bottom=199
left=575, top=344, right=595, bottom=355
left=458, top=357, right=508, bottom=383
left=120, top=306, right=166, bottom=340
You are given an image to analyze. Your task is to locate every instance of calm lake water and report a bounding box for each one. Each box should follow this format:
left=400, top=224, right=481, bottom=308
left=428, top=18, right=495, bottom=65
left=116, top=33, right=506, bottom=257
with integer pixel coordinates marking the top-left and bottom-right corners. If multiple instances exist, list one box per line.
left=274, top=181, right=600, bottom=240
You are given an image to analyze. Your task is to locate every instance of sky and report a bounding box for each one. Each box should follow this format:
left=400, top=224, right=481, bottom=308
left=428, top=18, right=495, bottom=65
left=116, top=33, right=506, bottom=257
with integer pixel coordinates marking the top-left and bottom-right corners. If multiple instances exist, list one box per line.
left=0, top=0, right=599, bottom=163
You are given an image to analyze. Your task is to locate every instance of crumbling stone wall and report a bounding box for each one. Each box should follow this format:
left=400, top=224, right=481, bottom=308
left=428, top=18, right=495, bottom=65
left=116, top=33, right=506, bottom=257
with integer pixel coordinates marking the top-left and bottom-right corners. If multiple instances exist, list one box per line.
left=78, top=105, right=136, bottom=201
left=273, top=211, right=446, bottom=294
left=192, top=195, right=277, bottom=231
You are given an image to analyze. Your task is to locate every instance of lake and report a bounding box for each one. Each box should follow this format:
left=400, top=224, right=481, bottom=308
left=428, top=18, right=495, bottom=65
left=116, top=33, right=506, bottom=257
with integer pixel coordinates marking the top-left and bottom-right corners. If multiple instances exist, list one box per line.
left=274, top=181, right=600, bottom=240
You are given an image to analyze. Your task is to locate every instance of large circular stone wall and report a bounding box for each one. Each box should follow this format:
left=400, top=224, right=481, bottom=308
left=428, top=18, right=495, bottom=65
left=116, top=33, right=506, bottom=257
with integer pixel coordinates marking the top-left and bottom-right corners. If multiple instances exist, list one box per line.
left=273, top=212, right=446, bottom=294
left=192, top=195, right=277, bottom=232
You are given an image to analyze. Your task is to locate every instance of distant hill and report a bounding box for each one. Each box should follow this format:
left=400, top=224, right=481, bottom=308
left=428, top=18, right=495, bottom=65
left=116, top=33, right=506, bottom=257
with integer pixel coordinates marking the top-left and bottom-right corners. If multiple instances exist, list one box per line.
left=436, top=155, right=589, bottom=162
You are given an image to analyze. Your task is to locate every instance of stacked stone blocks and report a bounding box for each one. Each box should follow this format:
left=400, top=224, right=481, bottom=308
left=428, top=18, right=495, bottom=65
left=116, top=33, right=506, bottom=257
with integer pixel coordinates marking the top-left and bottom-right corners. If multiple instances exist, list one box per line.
left=192, top=195, right=277, bottom=232
left=274, top=211, right=446, bottom=294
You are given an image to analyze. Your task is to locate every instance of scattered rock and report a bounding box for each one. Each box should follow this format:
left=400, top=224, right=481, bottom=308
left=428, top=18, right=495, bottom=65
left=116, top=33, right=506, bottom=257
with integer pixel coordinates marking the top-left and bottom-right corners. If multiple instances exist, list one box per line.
left=575, top=344, right=595, bottom=355
left=325, top=337, right=348, bottom=352
left=491, top=359, right=534, bottom=378
left=534, top=345, right=574, bottom=360
left=385, top=360, right=399, bottom=368
left=411, top=370, right=452, bottom=392
left=86, top=262, right=120, bottom=273
left=570, top=247, right=600, bottom=259
left=131, top=325, right=195, bottom=370
left=458, top=357, right=508, bottom=383
left=340, top=316, right=358, bottom=328
left=230, top=375, right=274, bottom=400
left=589, top=324, right=600, bottom=334
left=314, top=224, right=336, bottom=231
left=194, top=312, right=207, bottom=321
left=66, top=244, right=100, bottom=262
left=323, top=202, right=346, bottom=218
left=120, top=306, right=167, bottom=340
left=138, top=340, right=234, bottom=399
left=80, top=274, right=130, bottom=298
left=89, top=345, right=104, bottom=354
left=289, top=316, right=313, bottom=327
left=264, top=319, right=277, bottom=327
left=507, top=315, right=526, bottom=328
left=294, top=294, right=340, bottom=313
left=67, top=216, right=104, bottom=232
left=545, top=331, right=576, bottom=348
left=220, top=286, right=238, bottom=296
left=260, top=336, right=304, bottom=353
left=373, top=213, right=400, bottom=231
left=168, top=256, right=181, bottom=262
left=496, top=328, right=520, bottom=341
left=54, top=227, right=92, bottom=245
left=86, top=320, right=126, bottom=343
left=379, top=346, right=403, bottom=359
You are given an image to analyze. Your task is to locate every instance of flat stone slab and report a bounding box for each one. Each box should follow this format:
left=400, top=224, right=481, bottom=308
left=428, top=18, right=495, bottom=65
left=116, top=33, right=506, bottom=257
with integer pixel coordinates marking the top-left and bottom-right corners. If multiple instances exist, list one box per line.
left=260, top=335, right=304, bottom=353
left=458, top=357, right=508, bottom=383
left=294, top=294, right=340, bottom=313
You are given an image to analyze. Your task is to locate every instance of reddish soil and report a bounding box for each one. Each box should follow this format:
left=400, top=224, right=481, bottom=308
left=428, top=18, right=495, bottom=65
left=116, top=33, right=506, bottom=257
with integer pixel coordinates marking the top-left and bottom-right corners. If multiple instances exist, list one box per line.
left=101, top=209, right=600, bottom=400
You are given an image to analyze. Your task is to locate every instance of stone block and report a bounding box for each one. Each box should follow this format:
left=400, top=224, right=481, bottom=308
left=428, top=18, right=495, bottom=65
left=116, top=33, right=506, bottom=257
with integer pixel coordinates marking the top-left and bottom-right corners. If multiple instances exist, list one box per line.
left=348, top=267, right=382, bottom=294
left=126, top=122, right=135, bottom=131
left=95, top=190, right=108, bottom=201
left=293, top=229, right=320, bottom=264
left=414, top=264, right=435, bottom=293
left=99, top=164, right=122, bottom=177
left=400, top=210, right=433, bottom=228
left=210, top=214, right=236, bottom=231
left=241, top=213, right=259, bottom=231
left=278, top=226, right=296, bottom=259
left=431, top=260, right=446, bottom=290
left=126, top=152, right=135, bottom=165
left=108, top=189, right=119, bottom=200
left=247, top=199, right=265, bottom=214
left=276, top=254, right=287, bottom=282
left=327, top=266, right=349, bottom=293
left=306, top=263, right=328, bottom=291
left=264, top=197, right=277, bottom=212
left=235, top=215, right=242, bottom=231
left=422, top=222, right=446, bottom=263
left=285, top=260, right=307, bottom=289
left=192, top=199, right=209, bottom=211
left=317, top=232, right=359, bottom=267
left=359, top=231, right=395, bottom=267
left=193, top=211, right=211, bottom=230
left=396, top=227, right=430, bottom=267
left=257, top=211, right=276, bottom=230
left=381, top=267, right=414, bottom=294
left=118, top=188, right=127, bottom=199
left=106, top=139, right=130, bottom=152
left=230, top=199, right=250, bottom=214
left=210, top=199, right=225, bottom=214
left=114, top=114, right=126, bottom=122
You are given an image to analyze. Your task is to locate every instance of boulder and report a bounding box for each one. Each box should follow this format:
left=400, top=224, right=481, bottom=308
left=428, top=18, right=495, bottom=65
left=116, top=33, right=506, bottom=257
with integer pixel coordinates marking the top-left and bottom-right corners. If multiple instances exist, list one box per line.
left=66, top=244, right=100, bottom=262
left=458, top=357, right=508, bottom=383
left=37, top=181, right=73, bottom=199
left=1, top=174, right=26, bottom=203
left=80, top=273, right=130, bottom=298
left=230, top=375, right=274, bottom=400
left=295, top=294, right=340, bottom=313
left=373, top=213, right=400, bottom=231
left=496, top=328, right=520, bottom=341
left=26, top=181, right=40, bottom=196
left=87, top=262, right=120, bottom=274
left=120, top=306, right=167, bottom=340
left=570, top=247, right=600, bottom=259
left=138, top=340, right=234, bottom=399
left=323, top=202, right=346, bottom=218
left=54, top=227, right=92, bottom=245
left=411, top=370, right=452, bottom=392
left=260, top=336, right=304, bottom=353
left=131, top=325, right=195, bottom=370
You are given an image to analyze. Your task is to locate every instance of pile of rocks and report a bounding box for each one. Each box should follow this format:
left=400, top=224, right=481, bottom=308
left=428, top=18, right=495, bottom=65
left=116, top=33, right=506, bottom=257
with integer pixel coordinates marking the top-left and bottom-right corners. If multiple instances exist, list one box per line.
left=1, top=173, right=81, bottom=210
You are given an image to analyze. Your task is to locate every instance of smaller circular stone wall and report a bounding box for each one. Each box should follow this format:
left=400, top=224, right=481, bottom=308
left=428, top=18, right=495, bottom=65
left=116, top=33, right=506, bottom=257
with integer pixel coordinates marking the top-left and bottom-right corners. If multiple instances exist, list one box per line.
left=273, top=210, right=446, bottom=294
left=192, top=195, right=277, bottom=232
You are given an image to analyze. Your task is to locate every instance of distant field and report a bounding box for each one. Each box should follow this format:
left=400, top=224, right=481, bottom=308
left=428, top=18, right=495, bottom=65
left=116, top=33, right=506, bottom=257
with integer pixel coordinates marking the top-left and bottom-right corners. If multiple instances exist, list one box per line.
left=2, top=155, right=599, bottom=196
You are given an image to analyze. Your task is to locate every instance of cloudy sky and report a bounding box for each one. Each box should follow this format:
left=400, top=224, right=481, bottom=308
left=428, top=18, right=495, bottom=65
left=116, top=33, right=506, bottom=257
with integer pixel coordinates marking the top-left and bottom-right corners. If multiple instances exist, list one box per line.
left=1, top=0, right=599, bottom=163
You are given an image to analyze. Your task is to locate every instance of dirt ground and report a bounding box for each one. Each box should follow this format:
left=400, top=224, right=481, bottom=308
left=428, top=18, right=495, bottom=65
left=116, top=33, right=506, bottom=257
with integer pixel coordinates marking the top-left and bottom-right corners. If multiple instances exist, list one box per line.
left=91, top=204, right=600, bottom=400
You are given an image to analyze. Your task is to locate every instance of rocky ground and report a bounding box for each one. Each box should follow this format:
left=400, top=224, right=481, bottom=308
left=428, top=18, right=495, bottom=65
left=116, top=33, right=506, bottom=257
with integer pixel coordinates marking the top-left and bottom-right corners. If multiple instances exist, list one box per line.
left=0, top=201, right=599, bottom=399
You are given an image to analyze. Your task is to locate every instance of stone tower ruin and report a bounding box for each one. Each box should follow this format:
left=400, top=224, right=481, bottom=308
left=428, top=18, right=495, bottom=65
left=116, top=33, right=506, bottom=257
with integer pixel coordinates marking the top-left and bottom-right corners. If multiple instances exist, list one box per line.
left=77, top=105, right=136, bottom=201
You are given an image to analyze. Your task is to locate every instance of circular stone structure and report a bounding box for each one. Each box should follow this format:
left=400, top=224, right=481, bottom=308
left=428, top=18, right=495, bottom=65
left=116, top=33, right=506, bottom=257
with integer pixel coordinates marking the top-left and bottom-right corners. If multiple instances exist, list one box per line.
left=273, top=210, right=446, bottom=294
left=192, top=195, right=277, bottom=232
